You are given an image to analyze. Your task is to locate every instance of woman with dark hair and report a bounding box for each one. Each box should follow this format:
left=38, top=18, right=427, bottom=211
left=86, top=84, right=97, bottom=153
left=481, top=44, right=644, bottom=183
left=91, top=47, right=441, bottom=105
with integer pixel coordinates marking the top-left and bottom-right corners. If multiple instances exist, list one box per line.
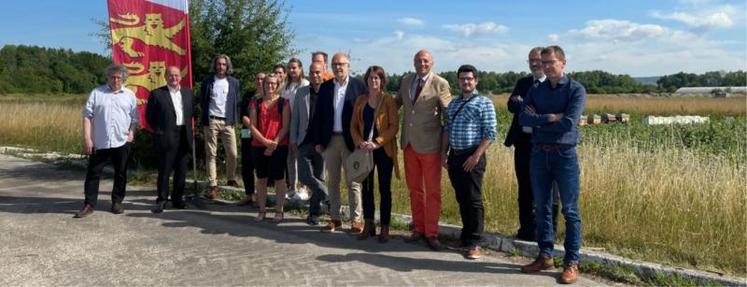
left=282, top=58, right=310, bottom=199
left=249, top=73, right=290, bottom=223
left=350, top=65, right=400, bottom=242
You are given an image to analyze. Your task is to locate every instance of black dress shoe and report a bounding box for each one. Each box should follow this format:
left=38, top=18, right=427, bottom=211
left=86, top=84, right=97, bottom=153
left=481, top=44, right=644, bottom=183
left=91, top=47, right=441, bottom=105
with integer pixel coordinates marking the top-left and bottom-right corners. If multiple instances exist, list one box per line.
left=151, top=201, right=167, bottom=213
left=426, top=237, right=443, bottom=251
left=74, top=203, right=94, bottom=218
left=171, top=201, right=187, bottom=209
left=110, top=202, right=124, bottom=214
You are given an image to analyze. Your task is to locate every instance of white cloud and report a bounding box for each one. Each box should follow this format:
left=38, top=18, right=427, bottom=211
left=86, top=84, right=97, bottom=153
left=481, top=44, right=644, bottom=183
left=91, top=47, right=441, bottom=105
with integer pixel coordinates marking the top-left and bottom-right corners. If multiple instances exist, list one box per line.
left=394, top=30, right=405, bottom=40
left=442, top=22, right=508, bottom=37
left=650, top=5, right=736, bottom=30
left=542, top=18, right=744, bottom=75
left=397, top=17, right=424, bottom=27
left=568, top=19, right=667, bottom=42
left=548, top=34, right=560, bottom=43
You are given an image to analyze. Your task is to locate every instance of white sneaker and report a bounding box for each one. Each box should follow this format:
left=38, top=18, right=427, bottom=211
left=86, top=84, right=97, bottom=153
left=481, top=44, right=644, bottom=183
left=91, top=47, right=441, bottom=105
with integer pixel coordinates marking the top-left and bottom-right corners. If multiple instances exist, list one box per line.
left=293, top=191, right=309, bottom=200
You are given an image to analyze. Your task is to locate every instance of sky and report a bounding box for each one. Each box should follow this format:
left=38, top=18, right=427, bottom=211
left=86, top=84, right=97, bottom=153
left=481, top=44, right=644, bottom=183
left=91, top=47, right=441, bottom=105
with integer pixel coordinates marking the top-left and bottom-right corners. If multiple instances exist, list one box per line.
left=0, top=0, right=744, bottom=77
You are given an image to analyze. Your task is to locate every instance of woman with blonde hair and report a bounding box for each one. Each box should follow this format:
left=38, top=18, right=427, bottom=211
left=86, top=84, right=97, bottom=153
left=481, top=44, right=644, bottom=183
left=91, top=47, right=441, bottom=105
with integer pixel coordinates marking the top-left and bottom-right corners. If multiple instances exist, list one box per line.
left=249, top=73, right=290, bottom=223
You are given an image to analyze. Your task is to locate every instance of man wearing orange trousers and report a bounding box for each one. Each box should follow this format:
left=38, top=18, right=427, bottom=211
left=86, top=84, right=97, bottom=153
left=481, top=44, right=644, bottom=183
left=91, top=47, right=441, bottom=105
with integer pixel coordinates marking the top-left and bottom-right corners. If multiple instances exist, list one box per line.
left=396, top=50, right=452, bottom=250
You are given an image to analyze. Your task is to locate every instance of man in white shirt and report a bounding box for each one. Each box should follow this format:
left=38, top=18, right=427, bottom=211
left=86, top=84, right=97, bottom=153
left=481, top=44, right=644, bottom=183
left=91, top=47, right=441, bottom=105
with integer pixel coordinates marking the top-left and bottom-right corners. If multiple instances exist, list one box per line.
left=146, top=66, right=195, bottom=213
left=75, top=64, right=139, bottom=218
left=199, top=54, right=241, bottom=199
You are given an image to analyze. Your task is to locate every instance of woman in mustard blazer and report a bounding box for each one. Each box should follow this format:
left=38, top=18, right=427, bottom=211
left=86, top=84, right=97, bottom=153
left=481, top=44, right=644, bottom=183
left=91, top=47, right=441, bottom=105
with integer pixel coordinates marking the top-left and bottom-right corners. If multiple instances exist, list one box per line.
left=350, top=65, right=400, bottom=243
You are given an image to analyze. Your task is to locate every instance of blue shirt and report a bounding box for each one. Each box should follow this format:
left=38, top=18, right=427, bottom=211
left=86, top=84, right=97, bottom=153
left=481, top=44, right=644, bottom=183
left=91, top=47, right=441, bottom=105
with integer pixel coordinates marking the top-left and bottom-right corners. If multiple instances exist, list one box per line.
left=518, top=75, right=586, bottom=146
left=445, top=92, right=497, bottom=150
left=82, top=85, right=139, bottom=150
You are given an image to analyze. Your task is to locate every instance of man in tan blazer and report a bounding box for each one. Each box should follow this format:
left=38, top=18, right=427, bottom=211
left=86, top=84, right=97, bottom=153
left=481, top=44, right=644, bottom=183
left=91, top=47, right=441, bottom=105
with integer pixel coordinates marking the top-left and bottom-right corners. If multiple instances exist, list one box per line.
left=396, top=50, right=452, bottom=250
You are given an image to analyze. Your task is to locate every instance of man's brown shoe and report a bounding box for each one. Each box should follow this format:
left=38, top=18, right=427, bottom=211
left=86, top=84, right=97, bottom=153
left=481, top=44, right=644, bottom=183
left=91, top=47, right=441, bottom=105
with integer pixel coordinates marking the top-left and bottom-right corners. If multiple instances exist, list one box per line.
left=521, top=255, right=554, bottom=273
left=206, top=186, right=219, bottom=199
left=110, top=202, right=124, bottom=214
left=466, top=246, right=482, bottom=260
left=426, top=237, right=443, bottom=251
left=350, top=220, right=364, bottom=235
left=321, top=220, right=342, bottom=233
left=558, top=262, right=579, bottom=284
left=404, top=231, right=425, bottom=243
left=74, top=203, right=94, bottom=218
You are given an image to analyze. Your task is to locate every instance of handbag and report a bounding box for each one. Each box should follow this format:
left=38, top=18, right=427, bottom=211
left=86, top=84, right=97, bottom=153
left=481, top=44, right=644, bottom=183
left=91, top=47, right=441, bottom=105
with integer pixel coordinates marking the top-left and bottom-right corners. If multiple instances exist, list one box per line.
left=345, top=109, right=376, bottom=183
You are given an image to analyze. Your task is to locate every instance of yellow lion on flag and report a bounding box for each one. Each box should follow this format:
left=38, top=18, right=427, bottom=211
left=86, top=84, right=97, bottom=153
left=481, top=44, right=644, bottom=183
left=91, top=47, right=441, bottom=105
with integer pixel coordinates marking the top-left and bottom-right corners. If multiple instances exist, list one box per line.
left=110, top=13, right=186, bottom=57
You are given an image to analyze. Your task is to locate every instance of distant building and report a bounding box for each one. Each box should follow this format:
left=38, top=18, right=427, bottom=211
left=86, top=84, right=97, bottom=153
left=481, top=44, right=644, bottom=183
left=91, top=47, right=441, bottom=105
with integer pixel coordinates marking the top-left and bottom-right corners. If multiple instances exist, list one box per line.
left=674, top=86, right=747, bottom=97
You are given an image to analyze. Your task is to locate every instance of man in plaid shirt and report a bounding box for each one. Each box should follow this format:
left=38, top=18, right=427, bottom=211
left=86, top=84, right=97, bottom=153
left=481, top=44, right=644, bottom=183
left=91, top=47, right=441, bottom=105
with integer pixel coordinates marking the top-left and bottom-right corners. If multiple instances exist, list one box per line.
left=442, top=64, right=497, bottom=260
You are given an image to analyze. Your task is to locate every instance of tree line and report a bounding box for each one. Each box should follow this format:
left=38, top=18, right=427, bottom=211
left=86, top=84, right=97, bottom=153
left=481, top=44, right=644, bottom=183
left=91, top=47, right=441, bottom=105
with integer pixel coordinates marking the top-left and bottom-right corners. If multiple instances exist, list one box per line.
left=2, top=44, right=744, bottom=96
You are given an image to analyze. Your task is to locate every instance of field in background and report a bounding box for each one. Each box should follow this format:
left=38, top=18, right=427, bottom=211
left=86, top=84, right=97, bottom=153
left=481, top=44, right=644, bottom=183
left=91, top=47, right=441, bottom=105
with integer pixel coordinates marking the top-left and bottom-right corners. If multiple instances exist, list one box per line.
left=1, top=94, right=745, bottom=275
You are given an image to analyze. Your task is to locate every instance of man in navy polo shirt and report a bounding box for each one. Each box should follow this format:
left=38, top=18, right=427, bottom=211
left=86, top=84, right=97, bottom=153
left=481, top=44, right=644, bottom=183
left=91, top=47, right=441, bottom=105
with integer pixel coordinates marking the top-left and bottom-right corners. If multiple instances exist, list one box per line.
left=518, top=45, right=586, bottom=284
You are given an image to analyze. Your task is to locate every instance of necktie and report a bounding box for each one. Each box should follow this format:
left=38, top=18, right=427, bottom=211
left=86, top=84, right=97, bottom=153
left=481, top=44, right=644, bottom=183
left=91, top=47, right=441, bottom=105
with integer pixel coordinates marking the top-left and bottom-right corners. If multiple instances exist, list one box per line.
left=533, top=79, right=540, bottom=87
left=414, top=78, right=424, bottom=103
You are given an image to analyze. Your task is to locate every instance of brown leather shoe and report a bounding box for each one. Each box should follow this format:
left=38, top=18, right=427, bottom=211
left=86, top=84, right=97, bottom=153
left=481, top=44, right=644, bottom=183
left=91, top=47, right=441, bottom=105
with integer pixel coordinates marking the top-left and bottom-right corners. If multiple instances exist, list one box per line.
left=377, top=225, right=389, bottom=243
left=466, top=246, right=481, bottom=260
left=350, top=220, right=364, bottom=235
left=74, top=203, right=94, bottom=218
left=426, top=236, right=443, bottom=251
left=321, top=220, right=342, bottom=233
left=110, top=202, right=124, bottom=214
left=404, top=231, right=425, bottom=243
left=357, top=220, right=376, bottom=240
left=206, top=186, right=219, bottom=199
left=521, top=255, right=555, bottom=273
left=558, top=262, right=579, bottom=284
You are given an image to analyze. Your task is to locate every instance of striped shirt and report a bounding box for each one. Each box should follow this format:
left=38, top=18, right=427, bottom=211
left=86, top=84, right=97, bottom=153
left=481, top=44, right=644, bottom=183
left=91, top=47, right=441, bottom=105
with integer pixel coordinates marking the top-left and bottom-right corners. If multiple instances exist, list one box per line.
left=445, top=92, right=497, bottom=150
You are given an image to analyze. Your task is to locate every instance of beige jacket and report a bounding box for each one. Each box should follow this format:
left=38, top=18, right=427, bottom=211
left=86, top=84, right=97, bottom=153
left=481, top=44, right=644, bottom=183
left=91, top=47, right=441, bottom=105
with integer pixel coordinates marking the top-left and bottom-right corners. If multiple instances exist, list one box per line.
left=396, top=72, right=452, bottom=153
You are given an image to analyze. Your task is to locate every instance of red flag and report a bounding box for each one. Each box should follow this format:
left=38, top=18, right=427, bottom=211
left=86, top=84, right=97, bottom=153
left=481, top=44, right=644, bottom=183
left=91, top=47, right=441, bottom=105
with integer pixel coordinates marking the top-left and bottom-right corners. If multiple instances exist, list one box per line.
left=107, top=0, right=192, bottom=131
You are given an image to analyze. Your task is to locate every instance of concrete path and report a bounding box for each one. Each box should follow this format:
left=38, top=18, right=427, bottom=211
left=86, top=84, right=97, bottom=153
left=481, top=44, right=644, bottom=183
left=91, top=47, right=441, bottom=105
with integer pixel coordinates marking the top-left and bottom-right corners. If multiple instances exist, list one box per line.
left=0, top=154, right=608, bottom=286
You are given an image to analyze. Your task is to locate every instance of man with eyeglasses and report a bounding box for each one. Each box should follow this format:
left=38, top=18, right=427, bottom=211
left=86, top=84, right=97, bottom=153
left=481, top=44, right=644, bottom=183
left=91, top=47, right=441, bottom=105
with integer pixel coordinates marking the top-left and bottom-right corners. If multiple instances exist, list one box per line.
left=309, top=52, right=367, bottom=234
left=442, top=64, right=497, bottom=260
left=504, top=47, right=560, bottom=242
left=519, top=45, right=586, bottom=284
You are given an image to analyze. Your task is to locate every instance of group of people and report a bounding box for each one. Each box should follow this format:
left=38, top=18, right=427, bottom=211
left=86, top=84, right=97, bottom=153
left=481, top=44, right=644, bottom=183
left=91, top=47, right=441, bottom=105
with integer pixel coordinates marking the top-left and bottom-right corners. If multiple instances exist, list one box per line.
left=73, top=45, right=586, bottom=284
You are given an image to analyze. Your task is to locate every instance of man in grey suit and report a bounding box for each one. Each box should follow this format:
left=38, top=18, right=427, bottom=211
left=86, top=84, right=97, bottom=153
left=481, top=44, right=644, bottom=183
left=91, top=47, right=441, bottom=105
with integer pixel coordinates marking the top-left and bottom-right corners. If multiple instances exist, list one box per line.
left=290, top=62, right=328, bottom=226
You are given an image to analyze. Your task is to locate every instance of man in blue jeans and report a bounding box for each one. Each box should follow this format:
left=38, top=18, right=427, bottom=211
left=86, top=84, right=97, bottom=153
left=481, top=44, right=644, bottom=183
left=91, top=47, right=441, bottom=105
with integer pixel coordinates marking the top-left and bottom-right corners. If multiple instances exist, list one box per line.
left=518, top=45, right=586, bottom=284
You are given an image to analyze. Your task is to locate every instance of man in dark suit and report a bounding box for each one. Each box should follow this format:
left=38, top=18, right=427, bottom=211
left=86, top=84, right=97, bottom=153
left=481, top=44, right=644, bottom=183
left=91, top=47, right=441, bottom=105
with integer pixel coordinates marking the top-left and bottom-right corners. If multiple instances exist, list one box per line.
left=505, top=47, right=558, bottom=241
left=309, top=52, right=367, bottom=233
left=146, top=66, right=194, bottom=213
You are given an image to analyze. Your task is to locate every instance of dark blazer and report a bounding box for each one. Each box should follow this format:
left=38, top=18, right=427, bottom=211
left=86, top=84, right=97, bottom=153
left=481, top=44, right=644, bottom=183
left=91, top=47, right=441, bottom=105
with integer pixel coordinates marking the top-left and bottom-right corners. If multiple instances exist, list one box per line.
left=198, top=75, right=241, bottom=127
left=504, top=75, right=536, bottom=147
left=309, top=76, right=367, bottom=151
left=146, top=85, right=195, bottom=152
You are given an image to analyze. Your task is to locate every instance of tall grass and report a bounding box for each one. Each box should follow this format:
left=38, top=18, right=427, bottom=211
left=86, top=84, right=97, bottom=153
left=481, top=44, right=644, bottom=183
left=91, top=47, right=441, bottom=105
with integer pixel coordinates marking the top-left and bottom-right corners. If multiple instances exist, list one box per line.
left=0, top=101, right=82, bottom=154
left=2, top=94, right=746, bottom=275
left=493, top=94, right=747, bottom=116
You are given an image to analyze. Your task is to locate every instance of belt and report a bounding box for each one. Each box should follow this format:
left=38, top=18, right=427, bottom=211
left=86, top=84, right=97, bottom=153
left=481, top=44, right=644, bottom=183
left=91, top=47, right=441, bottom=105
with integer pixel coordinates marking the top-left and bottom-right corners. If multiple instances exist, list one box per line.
left=209, top=116, right=226, bottom=120
left=450, top=146, right=477, bottom=156
left=535, top=143, right=572, bottom=151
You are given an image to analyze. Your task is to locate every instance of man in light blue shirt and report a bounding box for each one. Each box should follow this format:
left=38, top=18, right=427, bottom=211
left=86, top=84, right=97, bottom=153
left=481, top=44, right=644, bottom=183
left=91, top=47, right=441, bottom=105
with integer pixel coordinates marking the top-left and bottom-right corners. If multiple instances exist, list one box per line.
left=442, top=64, right=497, bottom=260
left=74, top=64, right=139, bottom=218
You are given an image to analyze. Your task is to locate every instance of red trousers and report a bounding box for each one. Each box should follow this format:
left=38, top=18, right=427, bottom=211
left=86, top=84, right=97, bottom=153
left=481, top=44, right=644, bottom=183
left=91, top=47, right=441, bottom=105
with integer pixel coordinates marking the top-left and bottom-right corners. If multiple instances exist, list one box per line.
left=404, top=145, right=442, bottom=237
